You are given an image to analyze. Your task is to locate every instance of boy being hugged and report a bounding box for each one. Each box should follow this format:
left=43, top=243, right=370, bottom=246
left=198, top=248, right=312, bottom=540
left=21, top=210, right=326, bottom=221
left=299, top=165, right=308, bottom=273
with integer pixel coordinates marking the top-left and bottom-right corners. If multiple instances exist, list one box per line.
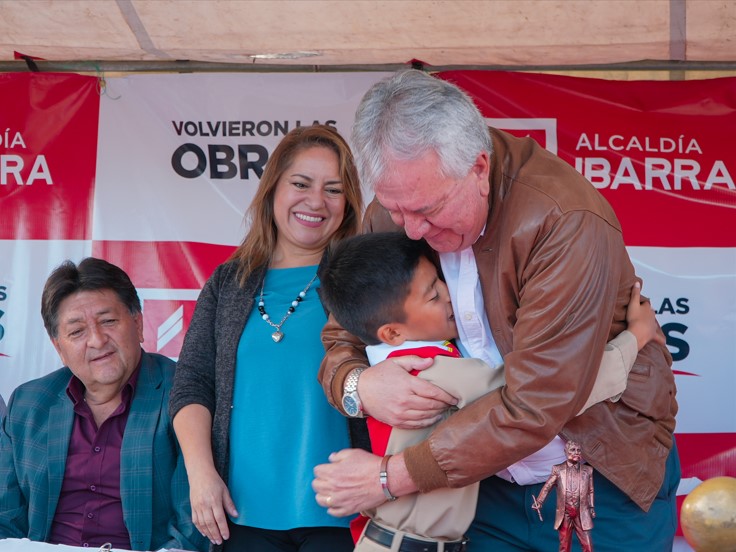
left=317, top=232, right=662, bottom=552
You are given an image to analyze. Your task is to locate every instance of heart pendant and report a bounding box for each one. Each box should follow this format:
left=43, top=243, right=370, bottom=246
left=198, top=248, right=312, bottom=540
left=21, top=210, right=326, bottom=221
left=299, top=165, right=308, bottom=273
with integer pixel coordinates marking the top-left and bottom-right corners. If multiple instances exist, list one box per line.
left=271, top=331, right=284, bottom=343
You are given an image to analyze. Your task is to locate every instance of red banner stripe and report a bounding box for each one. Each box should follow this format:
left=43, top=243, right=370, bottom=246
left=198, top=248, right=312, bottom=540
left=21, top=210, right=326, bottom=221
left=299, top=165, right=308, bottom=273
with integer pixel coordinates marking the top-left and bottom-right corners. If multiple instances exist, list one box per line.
left=92, top=240, right=235, bottom=289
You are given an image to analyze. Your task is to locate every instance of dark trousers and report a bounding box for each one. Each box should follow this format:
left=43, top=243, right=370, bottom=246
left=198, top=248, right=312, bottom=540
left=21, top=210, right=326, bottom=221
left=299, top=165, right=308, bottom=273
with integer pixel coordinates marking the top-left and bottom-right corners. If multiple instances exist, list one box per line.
left=223, top=522, right=354, bottom=552
left=466, top=439, right=681, bottom=551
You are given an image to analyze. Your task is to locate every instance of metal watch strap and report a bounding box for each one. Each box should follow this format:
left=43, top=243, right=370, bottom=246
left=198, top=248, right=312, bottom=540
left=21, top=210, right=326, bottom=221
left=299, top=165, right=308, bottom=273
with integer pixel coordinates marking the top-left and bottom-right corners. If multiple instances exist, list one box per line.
left=343, top=367, right=365, bottom=394
left=379, top=454, right=397, bottom=501
left=342, top=367, right=366, bottom=417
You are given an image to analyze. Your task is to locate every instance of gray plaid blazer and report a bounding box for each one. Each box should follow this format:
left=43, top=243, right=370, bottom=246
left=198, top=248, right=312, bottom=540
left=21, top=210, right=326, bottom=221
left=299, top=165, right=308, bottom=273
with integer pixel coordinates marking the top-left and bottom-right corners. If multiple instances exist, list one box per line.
left=0, top=351, right=206, bottom=551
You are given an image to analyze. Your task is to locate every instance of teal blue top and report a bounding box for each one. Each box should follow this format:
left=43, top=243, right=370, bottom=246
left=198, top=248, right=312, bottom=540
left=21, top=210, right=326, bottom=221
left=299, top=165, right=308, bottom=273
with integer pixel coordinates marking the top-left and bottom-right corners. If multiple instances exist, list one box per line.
left=228, top=265, right=351, bottom=530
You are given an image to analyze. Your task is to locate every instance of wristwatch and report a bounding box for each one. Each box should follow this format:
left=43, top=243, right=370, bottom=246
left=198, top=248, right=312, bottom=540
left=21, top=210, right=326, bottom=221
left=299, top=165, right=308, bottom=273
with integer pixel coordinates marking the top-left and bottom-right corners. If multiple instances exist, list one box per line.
left=341, top=367, right=366, bottom=418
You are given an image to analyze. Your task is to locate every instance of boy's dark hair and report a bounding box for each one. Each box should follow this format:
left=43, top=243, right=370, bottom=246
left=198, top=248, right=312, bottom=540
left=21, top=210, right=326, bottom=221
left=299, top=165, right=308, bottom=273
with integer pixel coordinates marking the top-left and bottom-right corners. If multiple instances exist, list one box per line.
left=41, top=257, right=141, bottom=339
left=318, top=232, right=435, bottom=345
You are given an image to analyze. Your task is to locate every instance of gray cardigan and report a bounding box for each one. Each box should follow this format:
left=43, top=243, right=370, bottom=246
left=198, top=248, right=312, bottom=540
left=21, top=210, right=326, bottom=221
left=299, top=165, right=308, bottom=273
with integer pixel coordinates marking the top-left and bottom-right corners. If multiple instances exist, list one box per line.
left=170, top=260, right=265, bottom=481
left=169, top=260, right=367, bottom=487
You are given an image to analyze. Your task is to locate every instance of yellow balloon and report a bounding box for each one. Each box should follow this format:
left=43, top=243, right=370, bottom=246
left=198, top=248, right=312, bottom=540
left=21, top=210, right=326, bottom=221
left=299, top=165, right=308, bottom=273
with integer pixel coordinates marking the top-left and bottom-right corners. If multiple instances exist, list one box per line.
left=680, top=476, right=736, bottom=552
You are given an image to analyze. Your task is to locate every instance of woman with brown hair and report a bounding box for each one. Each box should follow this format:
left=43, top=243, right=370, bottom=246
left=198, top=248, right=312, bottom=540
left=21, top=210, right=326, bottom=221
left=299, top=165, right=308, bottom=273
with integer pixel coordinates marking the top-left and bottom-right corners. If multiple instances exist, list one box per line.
left=170, top=124, right=363, bottom=552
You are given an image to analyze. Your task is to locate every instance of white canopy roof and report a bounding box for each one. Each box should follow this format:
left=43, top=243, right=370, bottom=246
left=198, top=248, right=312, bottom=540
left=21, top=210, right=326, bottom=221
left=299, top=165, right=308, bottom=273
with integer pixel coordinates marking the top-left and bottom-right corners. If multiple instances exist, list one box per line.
left=0, top=0, right=734, bottom=71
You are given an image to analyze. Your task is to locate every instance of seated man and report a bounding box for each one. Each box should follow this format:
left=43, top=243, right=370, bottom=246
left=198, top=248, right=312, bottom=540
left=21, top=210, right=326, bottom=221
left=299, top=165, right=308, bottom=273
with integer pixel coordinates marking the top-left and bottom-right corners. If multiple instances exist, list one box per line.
left=0, top=257, right=205, bottom=551
left=316, top=233, right=661, bottom=551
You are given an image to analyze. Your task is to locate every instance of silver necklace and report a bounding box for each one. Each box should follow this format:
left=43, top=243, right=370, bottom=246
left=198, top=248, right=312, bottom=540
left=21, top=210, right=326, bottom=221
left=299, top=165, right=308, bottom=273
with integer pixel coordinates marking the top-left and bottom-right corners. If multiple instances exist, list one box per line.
left=258, top=273, right=318, bottom=343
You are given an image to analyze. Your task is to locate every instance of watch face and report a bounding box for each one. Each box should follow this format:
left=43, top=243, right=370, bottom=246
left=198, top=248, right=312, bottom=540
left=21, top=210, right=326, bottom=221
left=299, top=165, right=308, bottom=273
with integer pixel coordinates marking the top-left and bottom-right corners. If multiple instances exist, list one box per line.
left=342, top=394, right=360, bottom=417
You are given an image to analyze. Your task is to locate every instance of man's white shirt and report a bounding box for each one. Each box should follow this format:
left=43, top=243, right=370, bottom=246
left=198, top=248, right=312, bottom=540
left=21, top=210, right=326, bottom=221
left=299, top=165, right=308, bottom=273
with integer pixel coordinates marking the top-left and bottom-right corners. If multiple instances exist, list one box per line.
left=440, top=247, right=565, bottom=485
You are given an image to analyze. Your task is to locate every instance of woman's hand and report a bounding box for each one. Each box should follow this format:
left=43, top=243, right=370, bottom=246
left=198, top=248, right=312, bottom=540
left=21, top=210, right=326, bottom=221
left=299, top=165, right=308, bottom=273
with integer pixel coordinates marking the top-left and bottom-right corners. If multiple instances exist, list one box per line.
left=188, top=465, right=238, bottom=545
left=172, top=404, right=235, bottom=545
left=359, top=355, right=458, bottom=428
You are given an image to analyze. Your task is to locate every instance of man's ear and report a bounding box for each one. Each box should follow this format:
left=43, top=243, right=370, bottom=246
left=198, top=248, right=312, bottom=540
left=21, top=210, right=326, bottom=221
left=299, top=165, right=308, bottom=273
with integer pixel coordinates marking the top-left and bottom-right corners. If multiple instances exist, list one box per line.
left=376, top=323, right=407, bottom=347
left=134, top=312, right=144, bottom=343
left=472, top=151, right=490, bottom=198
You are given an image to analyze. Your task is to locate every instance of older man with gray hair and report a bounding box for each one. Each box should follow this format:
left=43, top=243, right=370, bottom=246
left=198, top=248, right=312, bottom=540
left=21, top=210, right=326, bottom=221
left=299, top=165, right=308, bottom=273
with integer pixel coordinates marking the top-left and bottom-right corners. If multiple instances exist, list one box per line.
left=313, top=70, right=679, bottom=552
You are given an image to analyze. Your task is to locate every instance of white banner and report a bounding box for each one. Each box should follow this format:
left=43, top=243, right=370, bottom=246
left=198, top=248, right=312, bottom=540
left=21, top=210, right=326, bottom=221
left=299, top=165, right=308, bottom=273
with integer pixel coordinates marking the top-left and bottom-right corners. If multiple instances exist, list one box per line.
left=95, top=73, right=389, bottom=245
left=1, top=74, right=733, bottom=521
left=629, top=246, right=736, bottom=434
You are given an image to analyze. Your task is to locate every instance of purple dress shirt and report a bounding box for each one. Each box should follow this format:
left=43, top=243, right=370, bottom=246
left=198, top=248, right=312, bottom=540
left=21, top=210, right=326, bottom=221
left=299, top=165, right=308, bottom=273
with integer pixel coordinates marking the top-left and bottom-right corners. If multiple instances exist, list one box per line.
left=48, top=366, right=140, bottom=549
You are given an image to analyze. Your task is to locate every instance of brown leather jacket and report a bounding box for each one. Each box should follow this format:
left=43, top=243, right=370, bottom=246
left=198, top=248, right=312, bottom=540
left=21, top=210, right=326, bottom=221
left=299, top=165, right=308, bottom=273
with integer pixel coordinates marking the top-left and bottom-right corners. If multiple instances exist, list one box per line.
left=318, top=128, right=677, bottom=511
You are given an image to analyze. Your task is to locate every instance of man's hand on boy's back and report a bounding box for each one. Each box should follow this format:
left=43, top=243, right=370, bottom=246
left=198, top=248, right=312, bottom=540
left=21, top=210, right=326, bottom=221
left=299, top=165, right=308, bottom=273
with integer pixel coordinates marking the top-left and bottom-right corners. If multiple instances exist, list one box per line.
left=360, top=355, right=458, bottom=429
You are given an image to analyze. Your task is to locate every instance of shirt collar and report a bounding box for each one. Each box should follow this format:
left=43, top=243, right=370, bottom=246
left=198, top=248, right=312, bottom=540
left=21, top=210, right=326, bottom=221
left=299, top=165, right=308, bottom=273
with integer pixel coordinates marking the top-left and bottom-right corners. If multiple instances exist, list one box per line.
left=474, top=223, right=487, bottom=244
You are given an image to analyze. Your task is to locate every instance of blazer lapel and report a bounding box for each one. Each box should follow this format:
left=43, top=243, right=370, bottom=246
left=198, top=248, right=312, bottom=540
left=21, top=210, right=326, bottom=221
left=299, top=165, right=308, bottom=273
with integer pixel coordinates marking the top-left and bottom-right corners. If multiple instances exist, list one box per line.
left=46, top=389, right=74, bottom=539
left=120, top=353, right=162, bottom=550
